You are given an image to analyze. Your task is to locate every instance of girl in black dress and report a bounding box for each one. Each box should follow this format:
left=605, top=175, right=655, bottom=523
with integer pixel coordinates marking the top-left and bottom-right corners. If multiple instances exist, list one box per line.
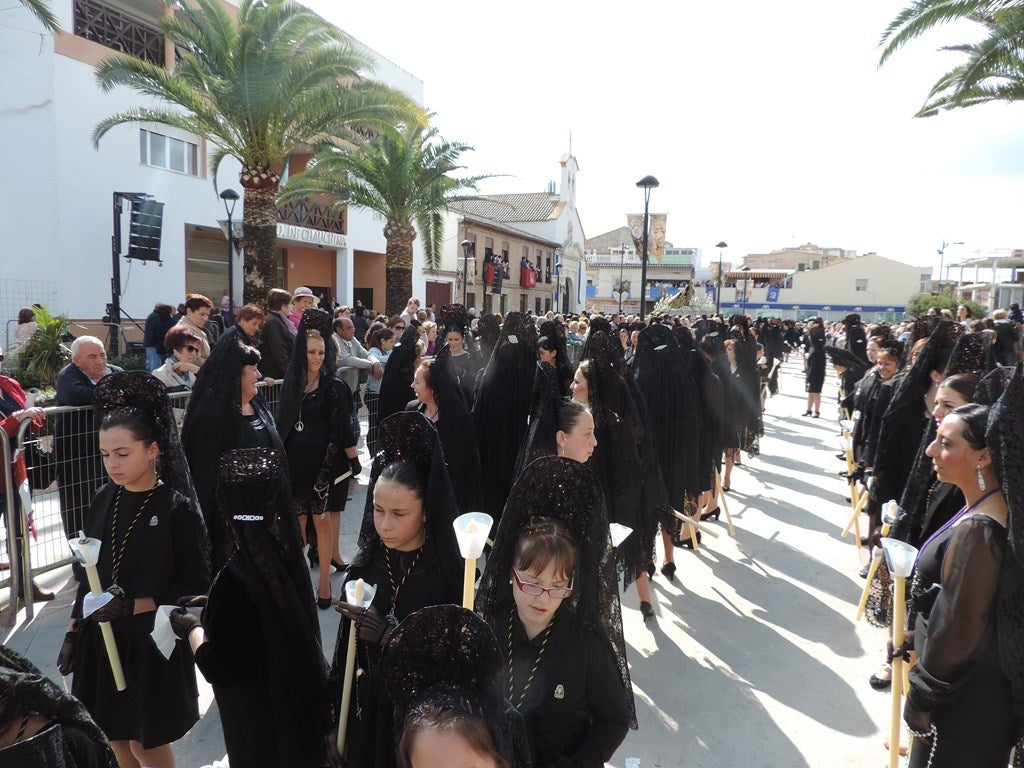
left=476, top=457, right=635, bottom=768
left=170, top=448, right=328, bottom=768
left=381, top=605, right=528, bottom=768
left=803, top=319, right=826, bottom=417
left=59, top=372, right=210, bottom=768
left=182, top=339, right=282, bottom=572
left=327, top=412, right=462, bottom=768
left=277, top=308, right=360, bottom=608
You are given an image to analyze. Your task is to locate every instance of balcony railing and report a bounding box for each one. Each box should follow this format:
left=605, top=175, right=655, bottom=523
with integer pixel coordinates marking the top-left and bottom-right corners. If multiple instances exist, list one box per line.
left=277, top=198, right=345, bottom=235
left=74, top=0, right=165, bottom=66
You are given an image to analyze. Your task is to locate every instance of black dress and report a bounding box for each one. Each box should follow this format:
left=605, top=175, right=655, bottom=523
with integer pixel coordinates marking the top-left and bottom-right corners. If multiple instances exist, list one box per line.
left=498, top=606, right=631, bottom=768
left=328, top=544, right=459, bottom=768
left=908, top=514, right=1015, bottom=767
left=281, top=381, right=354, bottom=512
left=71, top=484, right=210, bottom=748
left=804, top=331, right=826, bottom=394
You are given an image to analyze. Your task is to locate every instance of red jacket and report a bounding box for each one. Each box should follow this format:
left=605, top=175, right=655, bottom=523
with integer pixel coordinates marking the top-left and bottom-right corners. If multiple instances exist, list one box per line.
left=0, top=375, right=27, bottom=439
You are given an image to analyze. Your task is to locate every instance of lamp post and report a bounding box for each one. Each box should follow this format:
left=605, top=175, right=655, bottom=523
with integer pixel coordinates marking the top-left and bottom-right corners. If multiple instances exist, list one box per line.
left=618, top=242, right=626, bottom=315
left=636, top=175, right=660, bottom=321
left=740, top=265, right=751, bottom=317
left=936, top=239, right=963, bottom=292
left=553, top=259, right=563, bottom=314
left=715, top=241, right=727, bottom=315
left=220, top=188, right=240, bottom=321
left=460, top=239, right=473, bottom=307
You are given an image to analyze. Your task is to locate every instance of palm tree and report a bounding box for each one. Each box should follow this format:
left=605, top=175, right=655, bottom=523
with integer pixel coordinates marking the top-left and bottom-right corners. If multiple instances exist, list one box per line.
left=280, top=122, right=491, bottom=315
left=20, top=0, right=60, bottom=33
left=92, top=0, right=422, bottom=303
left=879, top=1, right=1024, bottom=115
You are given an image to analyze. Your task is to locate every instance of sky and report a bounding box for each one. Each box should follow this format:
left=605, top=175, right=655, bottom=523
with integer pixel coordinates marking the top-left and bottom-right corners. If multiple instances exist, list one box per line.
left=303, top=0, right=1024, bottom=273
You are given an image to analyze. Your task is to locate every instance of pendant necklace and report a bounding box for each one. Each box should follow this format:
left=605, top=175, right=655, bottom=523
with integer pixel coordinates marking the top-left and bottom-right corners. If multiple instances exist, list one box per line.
left=295, top=375, right=319, bottom=432
left=109, top=483, right=159, bottom=593
left=383, top=542, right=423, bottom=626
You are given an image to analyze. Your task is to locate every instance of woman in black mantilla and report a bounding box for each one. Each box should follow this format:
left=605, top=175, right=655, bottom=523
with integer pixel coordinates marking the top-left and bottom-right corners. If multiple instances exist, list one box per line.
left=823, top=345, right=868, bottom=420
left=408, top=343, right=482, bottom=515
left=59, top=371, right=210, bottom=768
left=327, top=412, right=462, bottom=768
left=802, top=319, right=826, bottom=417
left=728, top=316, right=762, bottom=455
left=277, top=308, right=361, bottom=608
left=537, top=319, right=574, bottom=397
left=573, top=330, right=659, bottom=618
left=182, top=337, right=283, bottom=572
left=169, top=449, right=328, bottom=768
left=439, top=304, right=483, bottom=410
left=473, top=312, right=539, bottom=522
left=378, top=326, right=424, bottom=426
left=476, top=457, right=635, bottom=768
left=381, top=605, right=529, bottom=768
left=1, top=644, right=117, bottom=767
left=888, top=396, right=1019, bottom=767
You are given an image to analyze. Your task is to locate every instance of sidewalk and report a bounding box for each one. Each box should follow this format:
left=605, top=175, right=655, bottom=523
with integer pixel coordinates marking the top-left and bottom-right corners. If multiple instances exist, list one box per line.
left=3, top=363, right=895, bottom=767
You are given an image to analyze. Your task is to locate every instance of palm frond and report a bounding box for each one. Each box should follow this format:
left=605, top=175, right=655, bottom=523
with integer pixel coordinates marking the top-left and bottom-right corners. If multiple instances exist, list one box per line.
left=878, top=0, right=1008, bottom=65
left=19, top=0, right=60, bottom=33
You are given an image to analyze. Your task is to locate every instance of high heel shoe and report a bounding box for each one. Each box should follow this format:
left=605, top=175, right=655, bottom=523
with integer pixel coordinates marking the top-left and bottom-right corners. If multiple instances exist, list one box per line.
left=680, top=531, right=703, bottom=550
left=812, top=411, right=820, bottom=418
left=331, top=559, right=348, bottom=573
left=703, top=506, right=721, bottom=520
left=802, top=410, right=813, bottom=416
left=660, top=562, right=677, bottom=582
left=639, top=601, right=655, bottom=620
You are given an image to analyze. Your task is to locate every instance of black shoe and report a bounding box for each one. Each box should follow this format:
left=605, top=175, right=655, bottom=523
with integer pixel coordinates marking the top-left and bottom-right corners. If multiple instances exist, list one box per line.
left=858, top=562, right=870, bottom=579
left=704, top=507, right=721, bottom=520
left=680, top=532, right=703, bottom=550
left=646, top=562, right=656, bottom=579
left=869, top=668, right=892, bottom=690
left=307, top=549, right=319, bottom=569
left=661, top=562, right=677, bottom=581
left=640, top=601, right=655, bottom=619
left=812, top=412, right=820, bottom=418
left=331, top=559, right=348, bottom=573
left=317, top=595, right=333, bottom=610
left=835, top=453, right=846, bottom=460
left=803, top=410, right=813, bottom=416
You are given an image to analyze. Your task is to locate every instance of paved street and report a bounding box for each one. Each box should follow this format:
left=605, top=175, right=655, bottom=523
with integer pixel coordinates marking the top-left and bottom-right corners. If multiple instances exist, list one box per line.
left=2, top=357, right=895, bottom=768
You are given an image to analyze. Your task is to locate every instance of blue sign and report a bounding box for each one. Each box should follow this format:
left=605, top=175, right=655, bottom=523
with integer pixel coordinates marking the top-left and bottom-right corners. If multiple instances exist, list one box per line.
left=766, top=286, right=780, bottom=303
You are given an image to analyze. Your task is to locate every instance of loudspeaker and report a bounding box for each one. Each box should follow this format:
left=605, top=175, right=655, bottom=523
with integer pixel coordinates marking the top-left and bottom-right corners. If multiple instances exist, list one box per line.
left=127, top=198, right=164, bottom=262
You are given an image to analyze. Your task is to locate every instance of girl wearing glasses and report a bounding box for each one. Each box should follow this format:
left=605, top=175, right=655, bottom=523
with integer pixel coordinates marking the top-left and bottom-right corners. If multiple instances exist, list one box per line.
left=476, top=457, right=635, bottom=768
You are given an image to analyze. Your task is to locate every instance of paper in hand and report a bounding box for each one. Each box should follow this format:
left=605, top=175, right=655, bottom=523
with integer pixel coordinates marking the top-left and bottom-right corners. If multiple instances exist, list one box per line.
left=82, top=591, right=115, bottom=619
left=150, top=605, right=203, bottom=659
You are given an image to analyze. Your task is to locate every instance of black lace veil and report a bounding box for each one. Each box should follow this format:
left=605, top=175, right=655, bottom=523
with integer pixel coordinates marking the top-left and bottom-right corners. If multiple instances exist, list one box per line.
left=212, top=448, right=327, bottom=768
left=276, top=307, right=337, bottom=442
left=378, top=325, right=422, bottom=426
left=430, top=343, right=482, bottom=514
left=538, top=319, right=573, bottom=395
left=381, top=605, right=530, bottom=768
left=512, top=361, right=561, bottom=480
left=475, top=456, right=637, bottom=728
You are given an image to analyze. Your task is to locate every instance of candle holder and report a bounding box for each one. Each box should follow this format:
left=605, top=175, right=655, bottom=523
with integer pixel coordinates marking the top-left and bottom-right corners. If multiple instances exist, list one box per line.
left=610, top=523, right=633, bottom=548
left=880, top=536, right=919, bottom=768
left=855, top=501, right=901, bottom=621
left=453, top=512, right=493, bottom=609
left=336, top=578, right=375, bottom=755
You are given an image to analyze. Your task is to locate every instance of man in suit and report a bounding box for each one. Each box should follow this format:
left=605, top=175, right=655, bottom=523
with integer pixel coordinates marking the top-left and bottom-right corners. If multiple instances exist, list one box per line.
left=334, top=316, right=382, bottom=442
left=54, top=336, right=122, bottom=538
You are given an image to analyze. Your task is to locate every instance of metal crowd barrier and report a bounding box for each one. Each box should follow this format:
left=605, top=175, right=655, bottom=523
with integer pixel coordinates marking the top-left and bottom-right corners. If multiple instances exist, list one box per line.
left=1, top=379, right=281, bottom=623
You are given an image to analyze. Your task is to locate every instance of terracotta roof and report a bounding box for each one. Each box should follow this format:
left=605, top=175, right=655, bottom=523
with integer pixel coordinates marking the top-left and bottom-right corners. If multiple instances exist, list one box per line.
left=457, top=193, right=560, bottom=223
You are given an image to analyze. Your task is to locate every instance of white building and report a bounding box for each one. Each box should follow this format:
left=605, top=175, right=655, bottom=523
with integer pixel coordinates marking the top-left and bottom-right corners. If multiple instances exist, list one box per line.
left=0, top=0, right=427, bottom=349
left=717, top=254, right=930, bottom=322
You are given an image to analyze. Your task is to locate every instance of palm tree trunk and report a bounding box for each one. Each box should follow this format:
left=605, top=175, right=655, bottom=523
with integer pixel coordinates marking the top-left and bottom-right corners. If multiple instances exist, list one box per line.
left=241, top=174, right=281, bottom=305
left=384, top=221, right=416, bottom=316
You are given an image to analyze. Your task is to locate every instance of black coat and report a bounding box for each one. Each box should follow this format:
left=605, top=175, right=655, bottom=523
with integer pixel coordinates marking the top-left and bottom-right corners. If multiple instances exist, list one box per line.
left=143, top=311, right=175, bottom=354
left=257, top=312, right=294, bottom=380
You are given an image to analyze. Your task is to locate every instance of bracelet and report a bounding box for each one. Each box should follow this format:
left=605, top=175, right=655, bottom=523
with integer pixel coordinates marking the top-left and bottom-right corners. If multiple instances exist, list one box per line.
left=907, top=723, right=936, bottom=741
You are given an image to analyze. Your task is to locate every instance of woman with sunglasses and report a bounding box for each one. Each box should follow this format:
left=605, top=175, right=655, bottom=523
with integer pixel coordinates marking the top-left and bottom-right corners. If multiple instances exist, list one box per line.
left=153, top=326, right=204, bottom=394
left=476, top=457, right=635, bottom=768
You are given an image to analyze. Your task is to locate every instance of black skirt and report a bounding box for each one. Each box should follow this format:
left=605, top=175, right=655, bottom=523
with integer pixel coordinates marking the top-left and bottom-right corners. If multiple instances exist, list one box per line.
left=72, top=612, right=199, bottom=748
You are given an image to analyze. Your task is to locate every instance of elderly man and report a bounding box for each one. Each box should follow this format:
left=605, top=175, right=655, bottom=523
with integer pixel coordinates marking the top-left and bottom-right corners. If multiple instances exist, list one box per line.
left=54, top=336, right=122, bottom=538
left=399, top=296, right=421, bottom=326
left=334, top=316, right=382, bottom=442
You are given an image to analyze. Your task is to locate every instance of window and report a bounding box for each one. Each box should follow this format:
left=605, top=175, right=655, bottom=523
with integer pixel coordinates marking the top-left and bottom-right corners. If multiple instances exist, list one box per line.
left=141, top=129, right=201, bottom=176
left=855, top=279, right=868, bottom=292
left=920, top=274, right=933, bottom=293
left=74, top=0, right=165, bottom=65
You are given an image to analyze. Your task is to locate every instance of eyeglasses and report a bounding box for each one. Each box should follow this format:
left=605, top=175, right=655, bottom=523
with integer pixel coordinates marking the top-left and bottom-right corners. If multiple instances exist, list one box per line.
left=395, top=325, right=406, bottom=330
left=512, top=569, right=573, bottom=599
left=184, top=345, right=200, bottom=353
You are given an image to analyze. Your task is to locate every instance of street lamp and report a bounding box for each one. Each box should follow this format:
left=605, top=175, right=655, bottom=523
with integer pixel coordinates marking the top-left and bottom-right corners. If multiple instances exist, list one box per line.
left=937, top=239, right=963, bottom=292
left=715, top=241, right=727, bottom=315
left=618, top=242, right=626, bottom=315
left=636, top=174, right=660, bottom=321
left=460, top=239, right=474, bottom=307
left=740, top=265, right=751, bottom=317
left=220, top=188, right=240, bottom=321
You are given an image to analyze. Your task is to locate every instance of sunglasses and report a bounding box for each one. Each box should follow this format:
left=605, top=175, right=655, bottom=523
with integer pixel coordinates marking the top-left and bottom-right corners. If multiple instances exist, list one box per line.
left=512, top=568, right=573, bottom=599
left=395, top=324, right=406, bottom=330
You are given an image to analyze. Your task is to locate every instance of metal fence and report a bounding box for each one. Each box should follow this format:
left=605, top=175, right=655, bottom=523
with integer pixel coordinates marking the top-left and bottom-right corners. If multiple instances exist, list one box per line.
left=2, top=380, right=281, bottom=622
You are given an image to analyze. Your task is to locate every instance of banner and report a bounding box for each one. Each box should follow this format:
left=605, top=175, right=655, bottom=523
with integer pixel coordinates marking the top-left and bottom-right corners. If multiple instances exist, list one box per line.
left=626, top=213, right=667, bottom=263
left=767, top=285, right=780, bottom=303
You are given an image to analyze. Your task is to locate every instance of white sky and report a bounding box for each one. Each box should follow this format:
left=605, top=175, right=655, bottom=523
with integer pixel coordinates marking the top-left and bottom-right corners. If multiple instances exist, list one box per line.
left=303, top=0, right=1024, bottom=272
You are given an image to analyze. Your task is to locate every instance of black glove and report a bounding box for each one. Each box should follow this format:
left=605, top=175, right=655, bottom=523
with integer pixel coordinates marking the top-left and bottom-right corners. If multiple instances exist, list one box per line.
left=903, top=695, right=932, bottom=735
left=847, top=464, right=865, bottom=483
left=176, top=594, right=208, bottom=610
left=57, top=631, right=77, bottom=675
left=89, top=592, right=134, bottom=623
left=349, top=455, right=362, bottom=478
left=170, top=607, right=202, bottom=641
left=888, top=631, right=915, bottom=663
left=335, top=602, right=392, bottom=645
